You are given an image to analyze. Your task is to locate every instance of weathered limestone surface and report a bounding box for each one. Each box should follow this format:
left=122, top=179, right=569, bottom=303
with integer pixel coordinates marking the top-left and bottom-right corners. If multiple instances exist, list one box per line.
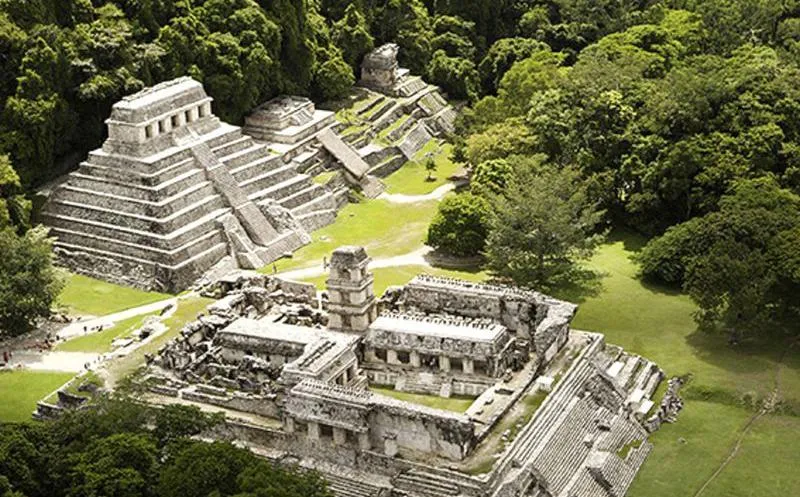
left=43, top=78, right=336, bottom=291
left=135, top=246, right=676, bottom=497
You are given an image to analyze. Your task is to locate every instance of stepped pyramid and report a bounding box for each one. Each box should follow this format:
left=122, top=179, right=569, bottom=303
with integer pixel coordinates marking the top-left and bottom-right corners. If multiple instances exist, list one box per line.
left=43, top=78, right=338, bottom=292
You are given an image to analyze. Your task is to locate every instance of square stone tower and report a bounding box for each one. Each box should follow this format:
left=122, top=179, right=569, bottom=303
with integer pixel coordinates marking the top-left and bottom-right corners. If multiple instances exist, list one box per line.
left=359, top=43, right=401, bottom=92
left=326, top=246, right=377, bottom=333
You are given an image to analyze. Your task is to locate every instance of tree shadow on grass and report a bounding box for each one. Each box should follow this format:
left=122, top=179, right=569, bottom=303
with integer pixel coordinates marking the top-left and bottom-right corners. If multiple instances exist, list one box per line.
left=684, top=326, right=789, bottom=379
left=549, top=267, right=605, bottom=304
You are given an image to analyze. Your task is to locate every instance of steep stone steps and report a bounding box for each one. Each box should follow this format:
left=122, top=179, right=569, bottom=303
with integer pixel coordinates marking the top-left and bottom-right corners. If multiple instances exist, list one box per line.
left=218, top=142, right=274, bottom=170
left=228, top=155, right=283, bottom=183
left=210, top=135, right=253, bottom=158
left=65, top=167, right=208, bottom=201
left=323, top=472, right=385, bottom=497
left=249, top=175, right=312, bottom=204
left=50, top=193, right=227, bottom=234
left=50, top=224, right=227, bottom=265
left=239, top=164, right=299, bottom=196
left=55, top=181, right=217, bottom=218
left=393, top=469, right=461, bottom=497
left=44, top=207, right=231, bottom=250
left=281, top=184, right=333, bottom=211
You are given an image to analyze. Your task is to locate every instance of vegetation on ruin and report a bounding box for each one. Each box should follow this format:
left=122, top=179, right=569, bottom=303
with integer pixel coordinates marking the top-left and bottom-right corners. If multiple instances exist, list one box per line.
left=370, top=387, right=476, bottom=413
left=383, top=141, right=462, bottom=195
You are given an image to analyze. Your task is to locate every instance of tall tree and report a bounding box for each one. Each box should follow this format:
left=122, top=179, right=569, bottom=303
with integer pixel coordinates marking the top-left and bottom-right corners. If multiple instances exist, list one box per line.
left=485, top=162, right=605, bottom=288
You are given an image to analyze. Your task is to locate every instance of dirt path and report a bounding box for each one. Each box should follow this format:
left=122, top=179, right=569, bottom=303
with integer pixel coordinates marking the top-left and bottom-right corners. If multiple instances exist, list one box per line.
left=57, top=297, right=179, bottom=340
left=693, top=345, right=789, bottom=497
left=379, top=182, right=455, bottom=203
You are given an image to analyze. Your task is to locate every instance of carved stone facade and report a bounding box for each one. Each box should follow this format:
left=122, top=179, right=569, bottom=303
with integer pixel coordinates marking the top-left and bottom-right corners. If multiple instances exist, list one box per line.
left=138, top=246, right=678, bottom=497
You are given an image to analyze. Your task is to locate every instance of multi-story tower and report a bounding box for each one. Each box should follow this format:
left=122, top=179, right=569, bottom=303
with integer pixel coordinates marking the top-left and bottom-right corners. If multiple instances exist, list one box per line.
left=325, top=246, right=377, bottom=333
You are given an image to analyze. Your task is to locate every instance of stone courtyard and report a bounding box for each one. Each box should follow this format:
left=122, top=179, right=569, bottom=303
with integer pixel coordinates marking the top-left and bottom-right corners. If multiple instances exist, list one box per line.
left=135, top=246, right=681, bottom=497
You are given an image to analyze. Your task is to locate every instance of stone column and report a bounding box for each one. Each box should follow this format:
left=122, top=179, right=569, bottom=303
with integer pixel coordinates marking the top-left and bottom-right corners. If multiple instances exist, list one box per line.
left=440, top=355, right=451, bottom=372
left=358, top=432, right=371, bottom=451
left=285, top=416, right=295, bottom=433
left=308, top=421, right=320, bottom=441
left=384, top=433, right=398, bottom=457
left=410, top=350, right=421, bottom=368
left=462, top=358, right=474, bottom=375
left=387, top=349, right=400, bottom=365
left=333, top=427, right=347, bottom=445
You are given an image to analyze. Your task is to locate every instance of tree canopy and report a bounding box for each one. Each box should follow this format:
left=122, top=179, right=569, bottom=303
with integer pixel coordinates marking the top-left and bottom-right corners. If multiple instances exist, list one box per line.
left=0, top=399, right=332, bottom=497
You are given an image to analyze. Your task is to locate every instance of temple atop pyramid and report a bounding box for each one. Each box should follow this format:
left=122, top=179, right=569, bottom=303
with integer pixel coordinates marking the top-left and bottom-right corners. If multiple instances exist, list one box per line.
left=42, top=78, right=339, bottom=292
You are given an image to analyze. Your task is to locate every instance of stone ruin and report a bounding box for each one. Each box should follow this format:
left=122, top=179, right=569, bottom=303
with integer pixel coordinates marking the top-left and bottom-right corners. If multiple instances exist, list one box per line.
left=42, top=78, right=339, bottom=291
left=138, top=245, right=683, bottom=497
left=42, top=47, right=459, bottom=292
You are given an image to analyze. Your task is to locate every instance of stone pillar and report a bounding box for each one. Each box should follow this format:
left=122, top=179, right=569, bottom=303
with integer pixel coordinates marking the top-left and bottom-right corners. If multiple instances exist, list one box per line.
left=440, top=355, right=451, bottom=372
left=333, top=427, right=347, bottom=445
left=308, top=421, right=320, bottom=441
left=462, top=358, right=474, bottom=375
left=358, top=432, right=371, bottom=451
left=410, top=350, right=421, bottom=368
left=350, top=364, right=358, bottom=381
left=175, top=111, right=186, bottom=127
left=387, top=349, right=400, bottom=365
left=285, top=417, right=295, bottom=433
left=384, top=433, right=398, bottom=457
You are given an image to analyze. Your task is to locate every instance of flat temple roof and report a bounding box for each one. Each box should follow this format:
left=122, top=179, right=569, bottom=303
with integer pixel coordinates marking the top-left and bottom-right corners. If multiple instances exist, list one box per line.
left=218, top=318, right=316, bottom=345
left=114, top=77, right=204, bottom=111
left=370, top=314, right=506, bottom=342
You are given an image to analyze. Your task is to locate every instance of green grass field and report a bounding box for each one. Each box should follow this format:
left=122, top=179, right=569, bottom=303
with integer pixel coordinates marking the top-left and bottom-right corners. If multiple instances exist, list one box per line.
left=383, top=141, right=464, bottom=195
left=56, top=312, right=160, bottom=353
left=58, top=273, right=171, bottom=317
left=370, top=387, right=475, bottom=412
left=263, top=198, right=440, bottom=273
left=0, top=370, right=74, bottom=422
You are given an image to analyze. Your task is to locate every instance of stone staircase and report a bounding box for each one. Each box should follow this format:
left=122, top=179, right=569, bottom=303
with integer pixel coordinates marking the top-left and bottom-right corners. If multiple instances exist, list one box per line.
left=43, top=119, right=336, bottom=291
left=325, top=473, right=385, bottom=497
left=396, top=76, right=428, bottom=97
left=392, top=469, right=461, bottom=497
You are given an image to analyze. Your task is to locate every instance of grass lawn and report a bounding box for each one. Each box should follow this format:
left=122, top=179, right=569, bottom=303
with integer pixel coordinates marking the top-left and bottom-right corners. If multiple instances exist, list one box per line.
left=383, top=141, right=464, bottom=195
left=0, top=370, right=74, bottom=422
left=299, top=264, right=488, bottom=297
left=627, top=400, right=752, bottom=497
left=58, top=273, right=171, bottom=317
left=56, top=311, right=160, bottom=353
left=565, top=231, right=793, bottom=402
left=370, top=386, right=475, bottom=413
left=559, top=230, right=800, bottom=497
left=700, top=413, right=800, bottom=496
left=264, top=198, right=440, bottom=273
